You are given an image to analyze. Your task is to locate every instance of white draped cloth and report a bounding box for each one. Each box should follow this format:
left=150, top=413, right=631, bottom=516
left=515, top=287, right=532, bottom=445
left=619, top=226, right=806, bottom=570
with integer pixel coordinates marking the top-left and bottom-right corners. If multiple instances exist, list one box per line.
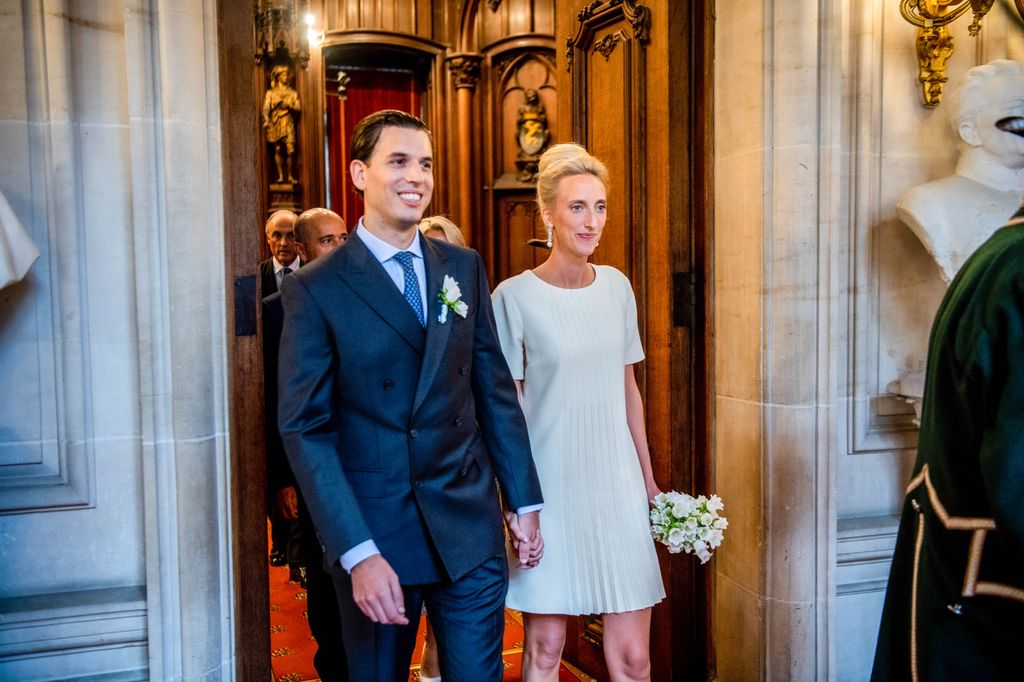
left=0, top=189, right=38, bottom=290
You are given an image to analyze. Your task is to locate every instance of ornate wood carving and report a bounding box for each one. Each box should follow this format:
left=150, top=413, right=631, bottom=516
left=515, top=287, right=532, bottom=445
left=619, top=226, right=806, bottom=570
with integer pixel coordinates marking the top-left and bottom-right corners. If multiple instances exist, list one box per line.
left=448, top=53, right=483, bottom=91
left=567, top=0, right=649, bottom=72
left=593, top=33, right=620, bottom=59
left=254, top=0, right=310, bottom=69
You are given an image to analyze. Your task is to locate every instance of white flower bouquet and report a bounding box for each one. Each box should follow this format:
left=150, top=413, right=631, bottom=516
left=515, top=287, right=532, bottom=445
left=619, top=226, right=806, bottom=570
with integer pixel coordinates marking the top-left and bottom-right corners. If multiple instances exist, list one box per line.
left=649, top=491, right=728, bottom=564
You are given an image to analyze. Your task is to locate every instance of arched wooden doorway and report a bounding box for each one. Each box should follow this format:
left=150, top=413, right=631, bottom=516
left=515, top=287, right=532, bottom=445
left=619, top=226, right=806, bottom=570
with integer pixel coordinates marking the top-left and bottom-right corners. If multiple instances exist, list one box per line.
left=218, top=1, right=714, bottom=679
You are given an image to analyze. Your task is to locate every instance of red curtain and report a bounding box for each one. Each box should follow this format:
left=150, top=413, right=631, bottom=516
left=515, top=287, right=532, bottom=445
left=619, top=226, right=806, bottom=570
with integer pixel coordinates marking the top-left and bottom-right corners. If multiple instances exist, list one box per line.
left=326, top=70, right=422, bottom=230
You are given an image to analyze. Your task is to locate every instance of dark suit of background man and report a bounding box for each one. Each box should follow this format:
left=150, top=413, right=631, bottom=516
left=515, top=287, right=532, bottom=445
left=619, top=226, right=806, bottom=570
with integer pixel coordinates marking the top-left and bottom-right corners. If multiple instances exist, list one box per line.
left=263, top=208, right=348, bottom=681
left=278, top=110, right=545, bottom=682
left=259, top=209, right=302, bottom=573
left=871, top=207, right=1024, bottom=682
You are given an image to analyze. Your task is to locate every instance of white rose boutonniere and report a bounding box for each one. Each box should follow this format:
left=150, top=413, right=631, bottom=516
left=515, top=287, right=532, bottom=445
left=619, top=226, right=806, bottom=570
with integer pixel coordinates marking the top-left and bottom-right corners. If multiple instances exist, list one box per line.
left=437, top=274, right=469, bottom=324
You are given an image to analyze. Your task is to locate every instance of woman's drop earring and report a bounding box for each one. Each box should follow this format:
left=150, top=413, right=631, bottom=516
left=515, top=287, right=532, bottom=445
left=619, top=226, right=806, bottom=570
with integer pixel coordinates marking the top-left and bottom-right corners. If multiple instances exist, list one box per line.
left=546, top=224, right=553, bottom=248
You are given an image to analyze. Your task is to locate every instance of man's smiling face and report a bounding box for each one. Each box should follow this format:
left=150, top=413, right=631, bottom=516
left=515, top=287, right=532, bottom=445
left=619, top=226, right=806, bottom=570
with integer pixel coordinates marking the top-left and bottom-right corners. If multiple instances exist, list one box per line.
left=351, top=125, right=434, bottom=233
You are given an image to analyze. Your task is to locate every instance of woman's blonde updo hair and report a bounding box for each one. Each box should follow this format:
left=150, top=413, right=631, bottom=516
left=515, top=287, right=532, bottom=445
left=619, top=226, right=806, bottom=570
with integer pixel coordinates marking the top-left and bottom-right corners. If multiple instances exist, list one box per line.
left=536, top=143, right=610, bottom=212
left=419, top=215, right=467, bottom=247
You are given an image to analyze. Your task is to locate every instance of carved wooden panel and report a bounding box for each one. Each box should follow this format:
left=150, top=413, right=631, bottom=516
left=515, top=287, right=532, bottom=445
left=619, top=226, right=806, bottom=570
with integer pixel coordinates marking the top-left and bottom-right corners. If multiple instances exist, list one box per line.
left=321, top=0, right=433, bottom=38
left=495, top=52, right=557, bottom=178
left=495, top=198, right=547, bottom=279
left=475, top=0, right=555, bottom=50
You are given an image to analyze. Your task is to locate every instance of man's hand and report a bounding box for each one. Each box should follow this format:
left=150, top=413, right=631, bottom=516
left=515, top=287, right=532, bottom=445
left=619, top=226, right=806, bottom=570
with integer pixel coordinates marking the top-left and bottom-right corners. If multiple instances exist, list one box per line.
left=350, top=555, right=408, bottom=625
left=275, top=486, right=299, bottom=520
left=505, top=510, right=544, bottom=569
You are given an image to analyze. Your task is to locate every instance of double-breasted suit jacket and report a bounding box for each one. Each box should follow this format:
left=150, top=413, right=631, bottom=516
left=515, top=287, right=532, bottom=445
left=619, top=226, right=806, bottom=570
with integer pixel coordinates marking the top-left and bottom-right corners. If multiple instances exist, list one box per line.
left=277, top=230, right=543, bottom=585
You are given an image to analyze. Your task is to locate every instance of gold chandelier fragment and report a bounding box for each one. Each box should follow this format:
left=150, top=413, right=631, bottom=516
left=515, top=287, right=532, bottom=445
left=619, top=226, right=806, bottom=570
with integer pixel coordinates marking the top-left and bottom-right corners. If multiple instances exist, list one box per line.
left=899, top=0, right=996, bottom=107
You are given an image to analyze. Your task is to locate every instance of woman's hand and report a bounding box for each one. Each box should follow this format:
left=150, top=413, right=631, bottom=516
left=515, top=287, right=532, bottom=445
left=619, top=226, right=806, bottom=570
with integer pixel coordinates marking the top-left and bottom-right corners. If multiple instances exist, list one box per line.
left=504, top=510, right=544, bottom=569
left=645, top=479, right=663, bottom=503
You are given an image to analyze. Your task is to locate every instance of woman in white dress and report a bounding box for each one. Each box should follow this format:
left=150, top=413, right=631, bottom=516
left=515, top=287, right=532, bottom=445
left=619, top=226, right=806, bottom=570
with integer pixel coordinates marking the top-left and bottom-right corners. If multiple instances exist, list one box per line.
left=492, top=144, right=665, bottom=681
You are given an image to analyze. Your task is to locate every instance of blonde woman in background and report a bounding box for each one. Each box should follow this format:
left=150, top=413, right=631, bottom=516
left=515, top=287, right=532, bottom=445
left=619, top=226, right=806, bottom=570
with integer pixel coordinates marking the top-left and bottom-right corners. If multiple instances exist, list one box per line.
left=416, top=214, right=467, bottom=682
left=492, top=144, right=665, bottom=681
left=421, top=215, right=467, bottom=247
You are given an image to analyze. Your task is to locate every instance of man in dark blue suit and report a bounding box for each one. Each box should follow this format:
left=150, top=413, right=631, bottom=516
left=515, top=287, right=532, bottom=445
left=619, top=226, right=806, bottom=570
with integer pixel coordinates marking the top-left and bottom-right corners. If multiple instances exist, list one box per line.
left=278, top=110, right=544, bottom=682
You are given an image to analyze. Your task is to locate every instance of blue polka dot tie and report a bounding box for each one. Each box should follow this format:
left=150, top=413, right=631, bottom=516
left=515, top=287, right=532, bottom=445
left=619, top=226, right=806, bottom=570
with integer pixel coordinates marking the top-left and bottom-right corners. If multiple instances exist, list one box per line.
left=393, top=251, right=425, bottom=327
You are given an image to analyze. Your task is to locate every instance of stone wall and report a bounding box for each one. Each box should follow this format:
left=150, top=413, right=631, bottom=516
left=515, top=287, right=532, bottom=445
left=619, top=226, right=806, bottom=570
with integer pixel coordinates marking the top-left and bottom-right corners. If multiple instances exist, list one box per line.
left=0, top=1, right=233, bottom=679
left=712, top=1, right=1024, bottom=679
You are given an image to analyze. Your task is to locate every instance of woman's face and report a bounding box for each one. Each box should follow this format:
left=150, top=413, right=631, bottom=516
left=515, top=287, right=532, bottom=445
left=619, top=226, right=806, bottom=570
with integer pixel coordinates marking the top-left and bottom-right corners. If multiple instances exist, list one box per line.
left=543, top=173, right=607, bottom=258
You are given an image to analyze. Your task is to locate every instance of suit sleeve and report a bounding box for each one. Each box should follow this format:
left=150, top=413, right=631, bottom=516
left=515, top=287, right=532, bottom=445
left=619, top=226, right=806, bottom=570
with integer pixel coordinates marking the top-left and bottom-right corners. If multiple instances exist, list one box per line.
left=277, top=274, right=373, bottom=565
left=468, top=253, right=543, bottom=510
left=978, top=278, right=1024, bottom=559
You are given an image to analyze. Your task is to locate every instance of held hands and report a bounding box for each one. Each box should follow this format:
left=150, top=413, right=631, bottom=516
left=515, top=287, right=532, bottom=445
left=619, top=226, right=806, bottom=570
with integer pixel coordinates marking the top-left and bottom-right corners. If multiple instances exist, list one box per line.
left=505, top=510, right=544, bottom=569
left=350, top=555, right=409, bottom=625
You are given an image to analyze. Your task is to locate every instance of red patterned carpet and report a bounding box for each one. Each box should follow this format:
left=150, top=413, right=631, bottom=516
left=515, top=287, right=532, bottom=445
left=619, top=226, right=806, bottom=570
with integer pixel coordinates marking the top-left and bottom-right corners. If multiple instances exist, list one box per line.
left=269, top=558, right=594, bottom=681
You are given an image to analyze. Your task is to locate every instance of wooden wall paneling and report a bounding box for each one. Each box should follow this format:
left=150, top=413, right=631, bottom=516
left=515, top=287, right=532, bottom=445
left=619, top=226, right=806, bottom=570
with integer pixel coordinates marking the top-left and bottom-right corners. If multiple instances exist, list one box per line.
left=301, top=44, right=327, bottom=211
left=428, top=50, right=452, bottom=220
left=531, top=0, right=555, bottom=34
left=479, top=0, right=506, bottom=48
left=485, top=44, right=555, bottom=284
left=432, top=0, right=455, bottom=45
left=417, top=0, right=434, bottom=38
left=496, top=198, right=546, bottom=276
left=321, top=0, right=429, bottom=37
left=217, top=0, right=271, bottom=678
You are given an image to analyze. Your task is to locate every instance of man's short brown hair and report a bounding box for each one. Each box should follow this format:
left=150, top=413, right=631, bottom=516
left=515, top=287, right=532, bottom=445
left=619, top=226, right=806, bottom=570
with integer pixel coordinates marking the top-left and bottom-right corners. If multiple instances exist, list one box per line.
left=349, top=110, right=431, bottom=164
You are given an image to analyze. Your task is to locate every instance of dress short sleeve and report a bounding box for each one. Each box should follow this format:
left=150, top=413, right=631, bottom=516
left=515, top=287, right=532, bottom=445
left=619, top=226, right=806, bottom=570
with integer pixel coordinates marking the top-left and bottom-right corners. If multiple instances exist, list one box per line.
left=492, top=280, right=526, bottom=380
left=621, top=270, right=645, bottom=365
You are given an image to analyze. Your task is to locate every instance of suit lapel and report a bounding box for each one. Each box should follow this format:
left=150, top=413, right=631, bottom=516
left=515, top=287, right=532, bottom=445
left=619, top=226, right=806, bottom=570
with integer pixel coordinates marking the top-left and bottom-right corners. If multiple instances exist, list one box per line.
left=336, top=235, right=426, bottom=354
left=412, top=234, right=453, bottom=414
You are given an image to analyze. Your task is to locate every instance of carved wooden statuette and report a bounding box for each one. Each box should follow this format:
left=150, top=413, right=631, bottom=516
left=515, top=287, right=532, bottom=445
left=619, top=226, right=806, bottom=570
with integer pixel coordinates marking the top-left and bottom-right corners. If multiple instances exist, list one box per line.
left=263, top=64, right=301, bottom=186
left=515, top=89, right=549, bottom=182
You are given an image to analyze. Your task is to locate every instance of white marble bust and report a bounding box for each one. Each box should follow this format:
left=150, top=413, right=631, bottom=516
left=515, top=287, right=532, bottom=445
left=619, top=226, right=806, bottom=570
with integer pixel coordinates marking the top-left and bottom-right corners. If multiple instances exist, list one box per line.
left=897, top=59, right=1024, bottom=283
left=0, top=188, right=39, bottom=290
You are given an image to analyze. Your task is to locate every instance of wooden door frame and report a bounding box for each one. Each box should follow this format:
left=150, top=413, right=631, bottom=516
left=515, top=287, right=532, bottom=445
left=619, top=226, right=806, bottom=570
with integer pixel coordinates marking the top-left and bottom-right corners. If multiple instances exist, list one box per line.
left=218, top=1, right=272, bottom=678
left=556, top=1, right=715, bottom=679
left=218, top=1, right=714, bottom=678
left=667, top=0, right=715, bottom=678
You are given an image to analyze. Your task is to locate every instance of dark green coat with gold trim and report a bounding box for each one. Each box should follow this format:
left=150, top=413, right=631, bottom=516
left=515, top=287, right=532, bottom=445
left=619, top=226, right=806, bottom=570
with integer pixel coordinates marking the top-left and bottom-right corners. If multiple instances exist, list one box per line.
left=872, top=209, right=1024, bottom=681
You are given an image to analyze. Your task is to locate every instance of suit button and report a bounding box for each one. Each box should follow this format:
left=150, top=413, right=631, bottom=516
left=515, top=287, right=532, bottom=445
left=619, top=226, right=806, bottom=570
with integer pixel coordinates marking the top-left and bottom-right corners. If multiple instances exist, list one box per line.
left=454, top=417, right=463, bottom=427
left=414, top=480, right=424, bottom=489
left=409, top=429, right=419, bottom=438
left=459, top=366, right=468, bottom=375
left=383, top=379, right=394, bottom=390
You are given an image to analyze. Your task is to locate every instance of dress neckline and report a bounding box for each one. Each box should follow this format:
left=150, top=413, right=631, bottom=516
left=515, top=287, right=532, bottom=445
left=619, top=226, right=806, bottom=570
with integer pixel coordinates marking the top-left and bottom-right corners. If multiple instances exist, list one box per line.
left=526, top=264, right=600, bottom=290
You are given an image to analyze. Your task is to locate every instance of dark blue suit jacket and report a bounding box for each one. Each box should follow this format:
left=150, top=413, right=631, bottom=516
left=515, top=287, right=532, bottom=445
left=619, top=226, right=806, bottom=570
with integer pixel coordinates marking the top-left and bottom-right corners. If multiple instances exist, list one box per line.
left=277, top=230, right=542, bottom=584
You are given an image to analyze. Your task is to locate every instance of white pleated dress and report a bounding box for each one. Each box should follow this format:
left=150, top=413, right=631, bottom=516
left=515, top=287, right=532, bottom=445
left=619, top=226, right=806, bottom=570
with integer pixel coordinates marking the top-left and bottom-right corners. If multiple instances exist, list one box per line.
left=492, top=265, right=665, bottom=615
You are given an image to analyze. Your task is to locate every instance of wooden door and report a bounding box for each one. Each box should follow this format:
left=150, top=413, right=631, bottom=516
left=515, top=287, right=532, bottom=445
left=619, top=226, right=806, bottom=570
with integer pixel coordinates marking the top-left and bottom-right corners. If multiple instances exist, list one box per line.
left=556, top=1, right=714, bottom=679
